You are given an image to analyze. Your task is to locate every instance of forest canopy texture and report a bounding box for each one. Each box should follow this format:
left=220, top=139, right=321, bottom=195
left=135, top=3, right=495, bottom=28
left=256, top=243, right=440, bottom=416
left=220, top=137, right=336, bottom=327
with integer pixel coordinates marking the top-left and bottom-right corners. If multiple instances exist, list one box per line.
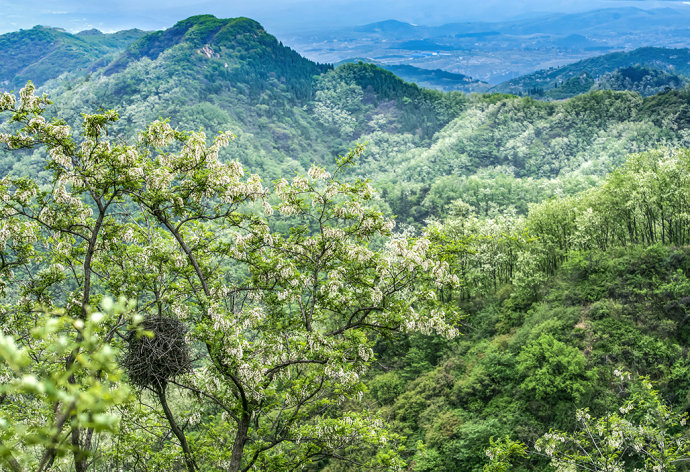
left=2, top=13, right=690, bottom=472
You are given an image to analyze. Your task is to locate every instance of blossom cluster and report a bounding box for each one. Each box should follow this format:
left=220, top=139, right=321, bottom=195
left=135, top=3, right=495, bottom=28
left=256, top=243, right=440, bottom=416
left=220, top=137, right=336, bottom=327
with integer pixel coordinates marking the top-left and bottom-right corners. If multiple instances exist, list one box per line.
left=0, top=86, right=463, bottom=469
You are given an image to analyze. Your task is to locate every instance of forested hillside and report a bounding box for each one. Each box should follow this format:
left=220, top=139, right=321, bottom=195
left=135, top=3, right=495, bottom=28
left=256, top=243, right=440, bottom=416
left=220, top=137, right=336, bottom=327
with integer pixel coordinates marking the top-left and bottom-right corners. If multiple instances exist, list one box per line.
left=2, top=16, right=464, bottom=184
left=336, top=60, right=488, bottom=93
left=0, top=25, right=146, bottom=91
left=342, top=148, right=690, bottom=471
left=2, top=13, right=690, bottom=472
left=492, top=47, right=690, bottom=98
left=4, top=16, right=690, bottom=227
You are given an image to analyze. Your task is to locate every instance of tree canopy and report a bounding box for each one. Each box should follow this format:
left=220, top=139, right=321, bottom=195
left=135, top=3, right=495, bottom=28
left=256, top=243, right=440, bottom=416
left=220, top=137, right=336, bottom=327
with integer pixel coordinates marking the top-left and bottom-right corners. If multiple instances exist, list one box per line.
left=0, top=83, right=460, bottom=471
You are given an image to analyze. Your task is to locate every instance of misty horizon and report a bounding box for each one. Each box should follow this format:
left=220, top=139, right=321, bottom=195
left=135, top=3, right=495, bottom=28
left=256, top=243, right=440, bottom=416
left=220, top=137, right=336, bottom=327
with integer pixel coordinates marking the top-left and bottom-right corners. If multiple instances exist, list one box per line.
left=1, top=0, right=690, bottom=35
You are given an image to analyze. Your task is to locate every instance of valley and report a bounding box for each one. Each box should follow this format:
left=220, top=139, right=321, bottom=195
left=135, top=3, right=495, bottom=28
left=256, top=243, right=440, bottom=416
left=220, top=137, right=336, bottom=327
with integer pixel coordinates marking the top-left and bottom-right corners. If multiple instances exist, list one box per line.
left=283, top=7, right=690, bottom=85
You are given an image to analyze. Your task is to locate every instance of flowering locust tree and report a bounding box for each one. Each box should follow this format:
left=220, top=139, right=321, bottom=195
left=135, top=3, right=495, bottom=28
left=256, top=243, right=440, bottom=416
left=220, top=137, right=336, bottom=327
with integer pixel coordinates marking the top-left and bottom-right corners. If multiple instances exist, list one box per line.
left=483, top=373, right=690, bottom=472
left=534, top=373, right=690, bottom=472
left=0, top=83, right=461, bottom=471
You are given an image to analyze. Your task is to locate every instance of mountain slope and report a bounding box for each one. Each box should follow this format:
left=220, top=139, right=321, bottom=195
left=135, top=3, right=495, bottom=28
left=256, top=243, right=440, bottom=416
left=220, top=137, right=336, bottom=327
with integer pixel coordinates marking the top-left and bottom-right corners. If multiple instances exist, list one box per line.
left=0, top=26, right=146, bottom=91
left=103, top=15, right=329, bottom=102
left=4, top=16, right=690, bottom=231
left=10, top=16, right=464, bottom=182
left=382, top=64, right=488, bottom=92
left=368, top=243, right=690, bottom=471
left=491, top=47, right=690, bottom=98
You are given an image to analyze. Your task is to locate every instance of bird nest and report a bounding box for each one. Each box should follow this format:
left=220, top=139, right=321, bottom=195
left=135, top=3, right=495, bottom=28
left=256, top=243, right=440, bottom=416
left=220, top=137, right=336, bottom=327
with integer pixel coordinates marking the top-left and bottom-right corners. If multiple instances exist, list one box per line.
left=122, top=315, right=192, bottom=389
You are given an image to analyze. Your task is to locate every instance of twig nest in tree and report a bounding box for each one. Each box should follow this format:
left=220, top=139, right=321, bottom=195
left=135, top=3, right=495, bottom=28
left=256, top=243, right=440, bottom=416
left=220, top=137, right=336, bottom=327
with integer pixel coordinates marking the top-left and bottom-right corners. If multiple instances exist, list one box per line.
left=123, top=315, right=191, bottom=389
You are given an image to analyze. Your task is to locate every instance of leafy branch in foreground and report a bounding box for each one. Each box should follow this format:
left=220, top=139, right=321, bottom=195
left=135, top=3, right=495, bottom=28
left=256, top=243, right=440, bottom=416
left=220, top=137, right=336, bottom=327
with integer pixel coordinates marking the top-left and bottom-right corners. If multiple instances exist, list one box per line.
left=0, top=298, right=140, bottom=472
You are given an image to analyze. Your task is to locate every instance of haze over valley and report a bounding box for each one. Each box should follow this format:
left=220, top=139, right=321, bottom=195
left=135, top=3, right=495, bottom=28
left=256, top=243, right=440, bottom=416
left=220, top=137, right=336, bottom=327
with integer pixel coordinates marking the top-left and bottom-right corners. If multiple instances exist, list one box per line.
left=283, top=6, right=690, bottom=84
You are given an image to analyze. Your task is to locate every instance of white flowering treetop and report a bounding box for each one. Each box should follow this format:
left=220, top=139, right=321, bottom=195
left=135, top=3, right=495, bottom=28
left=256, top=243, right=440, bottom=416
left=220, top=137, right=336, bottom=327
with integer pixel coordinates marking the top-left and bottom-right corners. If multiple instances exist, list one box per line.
left=483, top=373, right=690, bottom=472
left=0, top=83, right=461, bottom=471
left=534, top=374, right=690, bottom=472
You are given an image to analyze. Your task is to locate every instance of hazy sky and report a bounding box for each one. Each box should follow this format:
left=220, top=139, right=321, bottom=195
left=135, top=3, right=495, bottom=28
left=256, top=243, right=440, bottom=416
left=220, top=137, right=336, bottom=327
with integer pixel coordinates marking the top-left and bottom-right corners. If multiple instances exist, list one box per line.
left=1, top=0, right=689, bottom=34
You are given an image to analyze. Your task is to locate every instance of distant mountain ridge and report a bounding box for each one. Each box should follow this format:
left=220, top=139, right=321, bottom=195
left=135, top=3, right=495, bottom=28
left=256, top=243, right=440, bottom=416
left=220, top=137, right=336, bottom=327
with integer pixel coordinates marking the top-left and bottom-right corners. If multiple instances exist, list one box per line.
left=337, top=58, right=487, bottom=92
left=0, top=25, right=146, bottom=91
left=351, top=7, right=690, bottom=37
left=491, top=47, right=690, bottom=98
left=3, top=14, right=690, bottom=236
left=285, top=7, right=690, bottom=84
left=354, top=19, right=417, bottom=37
left=349, top=7, right=683, bottom=33
left=17, top=14, right=465, bottom=184
left=493, top=6, right=688, bottom=35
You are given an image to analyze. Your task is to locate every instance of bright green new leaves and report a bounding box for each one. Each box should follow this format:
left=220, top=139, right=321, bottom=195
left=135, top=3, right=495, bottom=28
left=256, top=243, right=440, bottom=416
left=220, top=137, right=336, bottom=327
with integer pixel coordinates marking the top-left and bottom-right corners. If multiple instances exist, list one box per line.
left=517, top=334, right=590, bottom=401
left=480, top=375, right=690, bottom=472
left=428, top=147, right=690, bottom=308
left=0, top=298, right=140, bottom=471
left=483, top=436, right=528, bottom=472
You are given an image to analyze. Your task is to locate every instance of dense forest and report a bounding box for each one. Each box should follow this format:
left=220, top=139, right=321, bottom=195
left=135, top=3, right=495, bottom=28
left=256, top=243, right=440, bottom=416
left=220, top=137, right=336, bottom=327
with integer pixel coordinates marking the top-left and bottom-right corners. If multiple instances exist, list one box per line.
left=491, top=47, right=690, bottom=98
left=2, top=13, right=690, bottom=472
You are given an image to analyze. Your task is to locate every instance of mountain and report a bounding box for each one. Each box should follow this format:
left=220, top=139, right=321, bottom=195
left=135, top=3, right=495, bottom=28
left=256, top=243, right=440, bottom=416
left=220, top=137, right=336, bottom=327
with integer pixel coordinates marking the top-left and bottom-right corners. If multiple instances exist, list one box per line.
left=3, top=15, right=690, bottom=223
left=4, top=14, right=690, bottom=223
left=496, top=6, right=688, bottom=35
left=4, top=15, right=466, bottom=182
left=491, top=47, right=690, bottom=98
left=0, top=25, right=146, bottom=91
left=337, top=59, right=488, bottom=92
left=424, top=7, right=690, bottom=38
left=354, top=19, right=418, bottom=37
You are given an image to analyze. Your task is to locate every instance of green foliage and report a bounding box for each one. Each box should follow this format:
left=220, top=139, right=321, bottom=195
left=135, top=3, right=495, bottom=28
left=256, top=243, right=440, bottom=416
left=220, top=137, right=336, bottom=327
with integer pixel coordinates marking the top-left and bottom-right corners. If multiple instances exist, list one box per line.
left=349, top=62, right=487, bottom=93
left=0, top=84, right=461, bottom=471
left=0, top=298, right=140, bottom=471
left=0, top=26, right=146, bottom=91
left=535, top=374, right=690, bottom=472
left=594, top=66, right=688, bottom=97
left=373, top=89, right=689, bottom=223
left=356, top=159, right=690, bottom=470
left=3, top=14, right=690, bottom=472
left=483, top=436, right=528, bottom=472
left=3, top=18, right=690, bottom=231
left=517, top=334, right=590, bottom=401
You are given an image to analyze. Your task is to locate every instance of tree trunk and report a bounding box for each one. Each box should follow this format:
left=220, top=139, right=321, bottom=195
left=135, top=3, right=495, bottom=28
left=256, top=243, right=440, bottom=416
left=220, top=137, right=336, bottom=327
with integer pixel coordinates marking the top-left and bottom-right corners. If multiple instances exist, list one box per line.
left=72, top=425, right=87, bottom=472
left=228, top=412, right=251, bottom=472
left=0, top=438, right=23, bottom=472
left=157, top=383, right=197, bottom=472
